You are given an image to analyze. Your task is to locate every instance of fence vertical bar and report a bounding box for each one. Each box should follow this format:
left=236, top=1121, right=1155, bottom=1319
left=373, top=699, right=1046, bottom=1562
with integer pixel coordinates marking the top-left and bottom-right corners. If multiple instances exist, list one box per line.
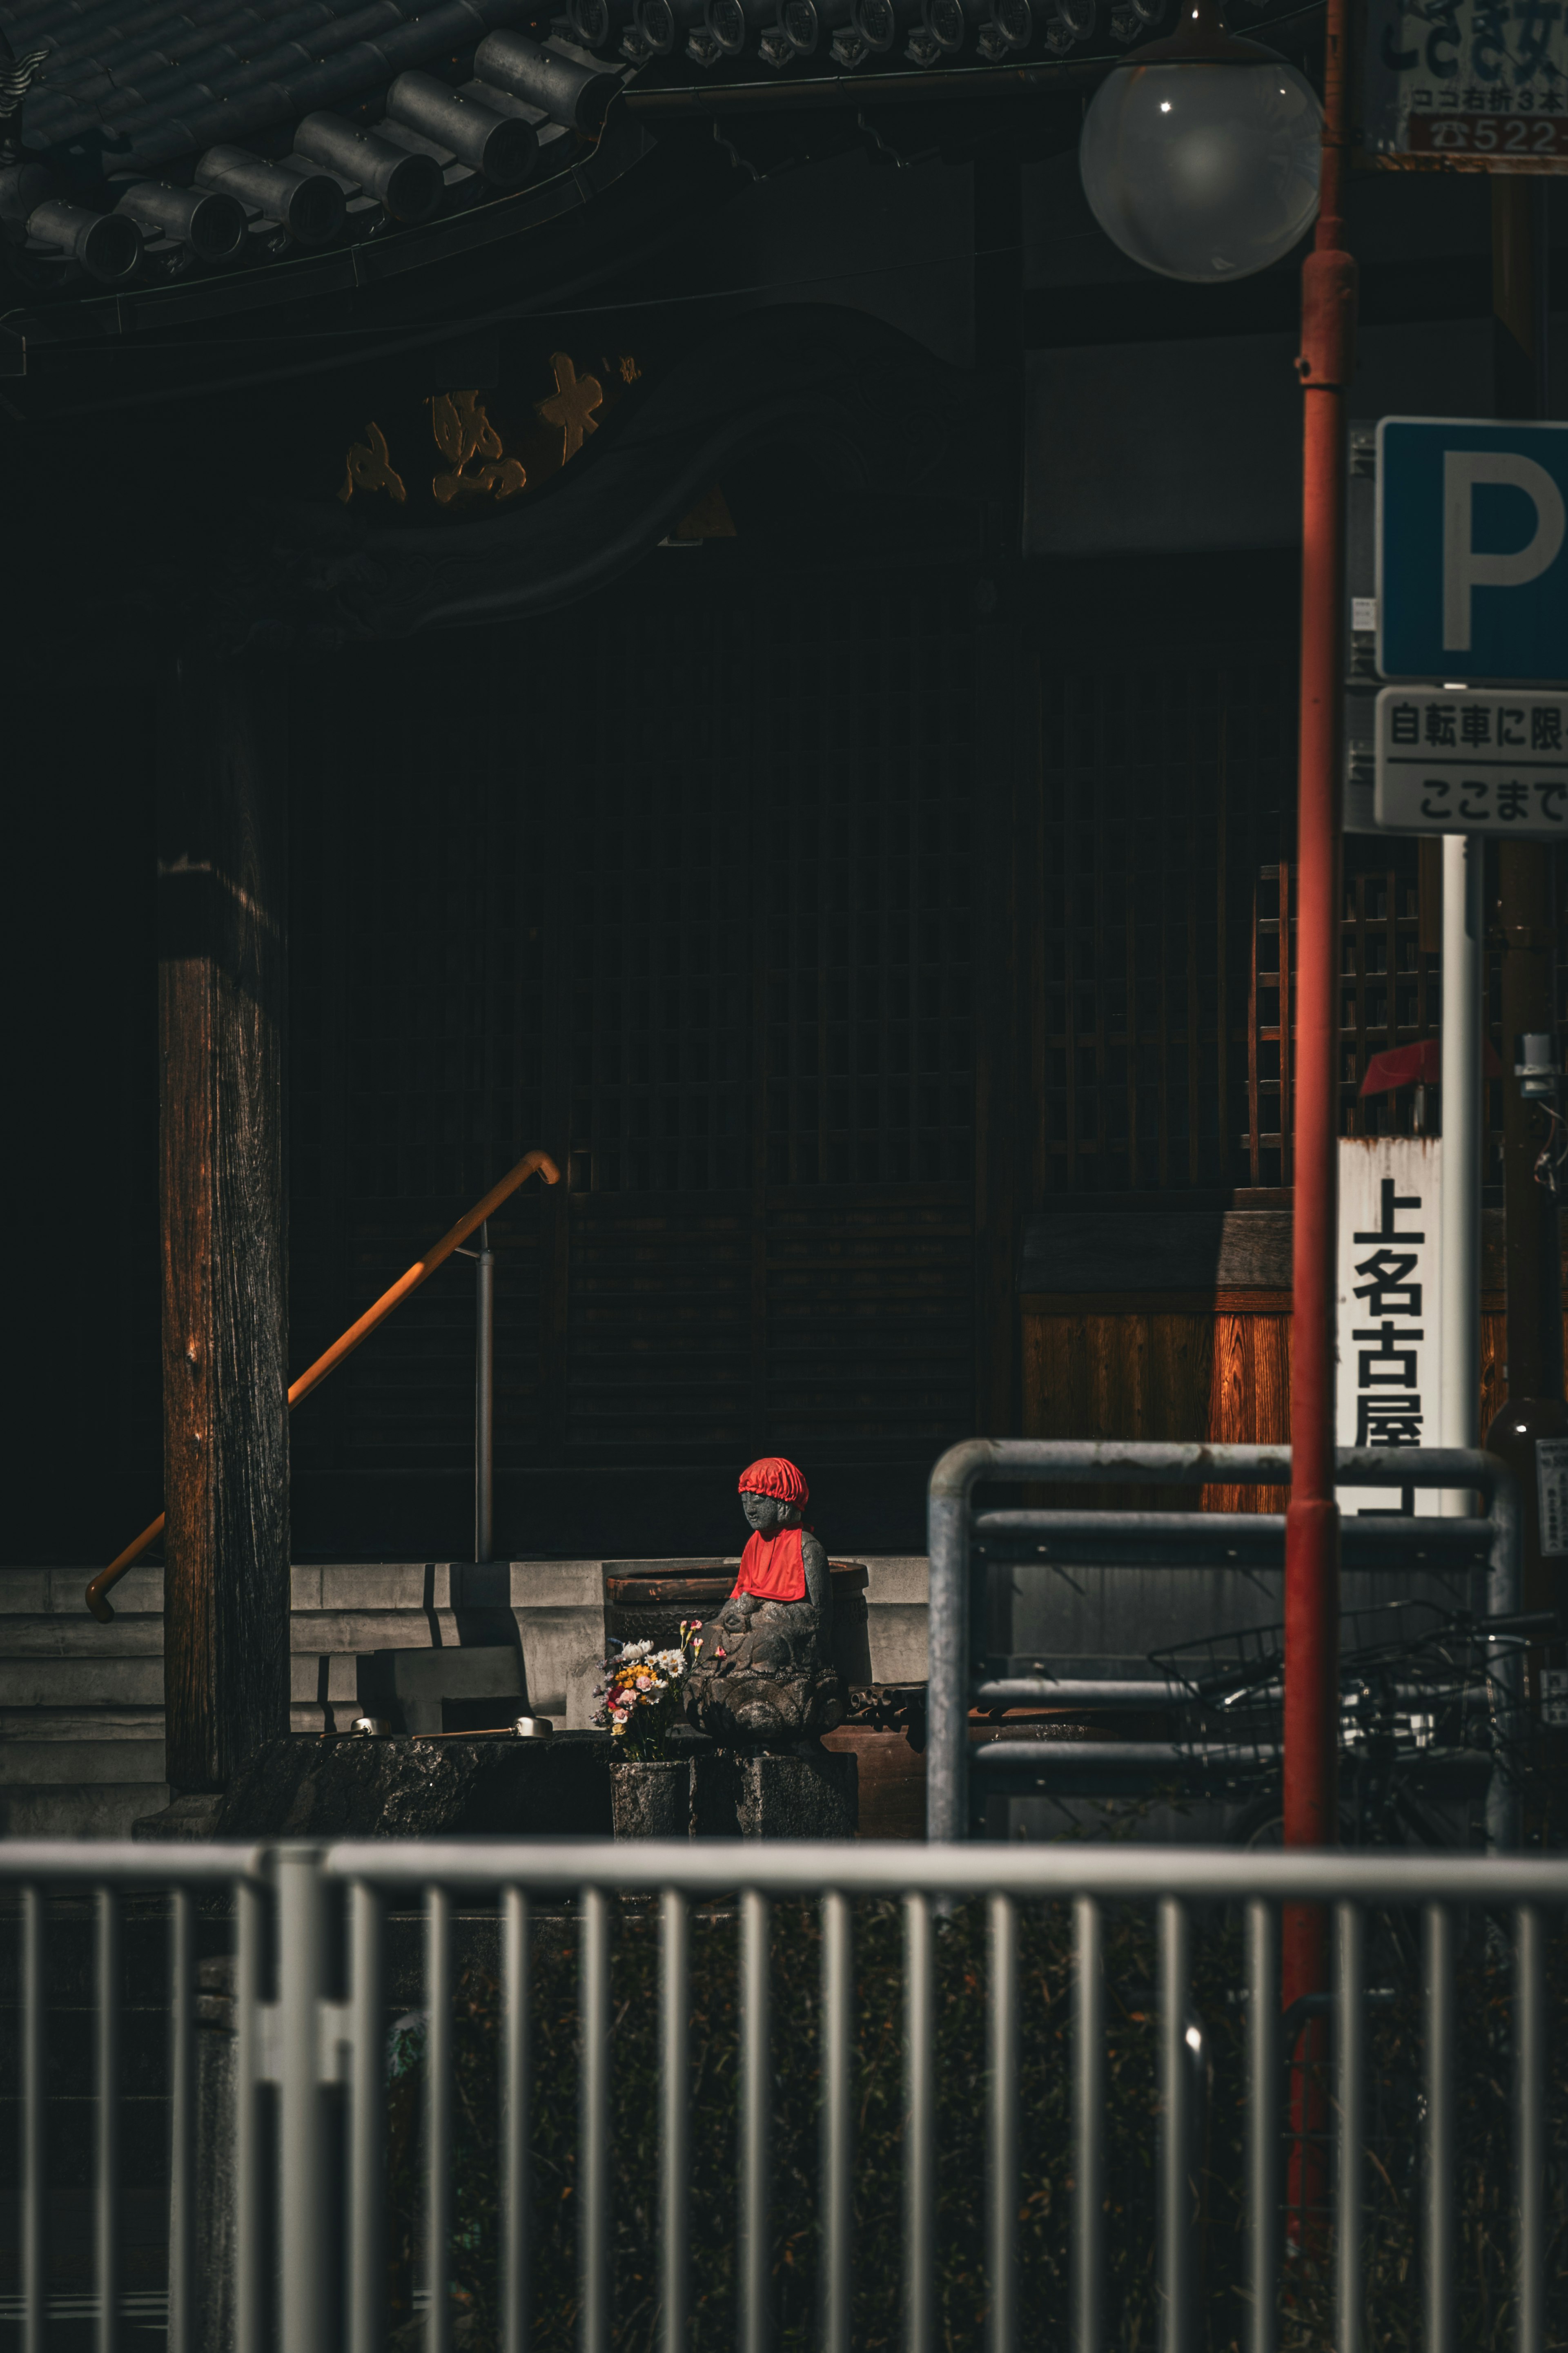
left=1074, top=1897, right=1104, bottom=2353
left=21, top=1886, right=45, bottom=2353
left=929, top=1445, right=988, bottom=1840
left=234, top=1875, right=264, bottom=2353
left=661, top=1889, right=688, bottom=2353
left=1425, top=1905, right=1454, bottom=2353
left=96, top=1889, right=121, bottom=2353
left=1487, top=1465, right=1524, bottom=1852
left=822, top=1891, right=853, bottom=2353
left=741, top=1887, right=771, bottom=2353
left=581, top=1885, right=611, bottom=2353
left=1515, top=1903, right=1544, bottom=2353
left=349, top=1879, right=386, bottom=2353
left=904, top=1891, right=935, bottom=2353
left=167, top=1886, right=195, bottom=2353
left=1336, top=1904, right=1365, bottom=2353
left=1159, top=1898, right=1192, bottom=2353
left=427, top=1885, right=454, bottom=2353
left=989, top=1891, right=1018, bottom=2353
left=503, top=1888, right=532, bottom=2353
left=1246, top=1902, right=1278, bottom=2353
left=278, top=1847, right=327, bottom=2353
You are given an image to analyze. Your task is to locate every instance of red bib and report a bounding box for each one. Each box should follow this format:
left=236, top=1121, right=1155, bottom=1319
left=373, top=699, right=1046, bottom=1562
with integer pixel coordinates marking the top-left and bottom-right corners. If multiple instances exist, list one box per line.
left=733, top=1526, right=806, bottom=1603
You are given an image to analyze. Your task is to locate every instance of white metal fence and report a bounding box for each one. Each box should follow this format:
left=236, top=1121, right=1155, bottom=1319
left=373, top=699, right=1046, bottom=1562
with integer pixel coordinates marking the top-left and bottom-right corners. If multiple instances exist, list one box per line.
left=1, top=1838, right=1560, bottom=2353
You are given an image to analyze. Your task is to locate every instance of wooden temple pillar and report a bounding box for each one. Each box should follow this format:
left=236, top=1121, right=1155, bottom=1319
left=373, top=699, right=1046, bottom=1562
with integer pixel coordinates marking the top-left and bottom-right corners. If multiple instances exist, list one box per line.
left=158, top=657, right=290, bottom=1792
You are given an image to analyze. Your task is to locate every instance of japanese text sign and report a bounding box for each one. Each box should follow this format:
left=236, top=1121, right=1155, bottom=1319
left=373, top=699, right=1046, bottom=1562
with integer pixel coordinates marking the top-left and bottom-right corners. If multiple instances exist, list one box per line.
left=1378, top=418, right=1568, bottom=684
left=1363, top=0, right=1568, bottom=165
left=1337, top=1138, right=1443, bottom=1516
left=1375, top=682, right=1568, bottom=832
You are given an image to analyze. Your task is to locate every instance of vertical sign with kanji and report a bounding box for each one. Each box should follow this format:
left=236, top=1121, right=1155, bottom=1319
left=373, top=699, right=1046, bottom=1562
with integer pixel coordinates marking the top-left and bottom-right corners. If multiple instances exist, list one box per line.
left=1362, top=0, right=1568, bottom=166
left=1336, top=1138, right=1444, bottom=1513
left=1536, top=1435, right=1568, bottom=1554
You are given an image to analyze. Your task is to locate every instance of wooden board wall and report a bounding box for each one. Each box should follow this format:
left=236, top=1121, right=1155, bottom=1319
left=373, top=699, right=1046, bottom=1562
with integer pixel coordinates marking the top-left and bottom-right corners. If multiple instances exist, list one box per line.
left=1022, top=1292, right=1551, bottom=1509
left=1021, top=1290, right=1292, bottom=1512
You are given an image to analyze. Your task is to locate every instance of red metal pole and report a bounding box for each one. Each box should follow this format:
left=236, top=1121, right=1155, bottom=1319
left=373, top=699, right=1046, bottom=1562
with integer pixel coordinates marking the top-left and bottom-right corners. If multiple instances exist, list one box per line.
left=1284, top=0, right=1356, bottom=2221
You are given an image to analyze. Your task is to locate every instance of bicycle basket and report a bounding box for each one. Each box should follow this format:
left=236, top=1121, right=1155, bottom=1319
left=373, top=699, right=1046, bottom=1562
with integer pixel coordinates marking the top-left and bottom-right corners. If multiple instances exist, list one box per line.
left=1153, top=1597, right=1523, bottom=1782
left=1149, top=1621, right=1285, bottom=1782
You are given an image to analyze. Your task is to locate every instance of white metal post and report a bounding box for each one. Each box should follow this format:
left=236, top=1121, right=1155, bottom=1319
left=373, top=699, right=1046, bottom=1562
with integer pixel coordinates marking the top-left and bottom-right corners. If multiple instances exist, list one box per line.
left=1440, top=836, right=1483, bottom=1514
left=476, top=1220, right=494, bottom=1564
left=277, top=1846, right=327, bottom=2353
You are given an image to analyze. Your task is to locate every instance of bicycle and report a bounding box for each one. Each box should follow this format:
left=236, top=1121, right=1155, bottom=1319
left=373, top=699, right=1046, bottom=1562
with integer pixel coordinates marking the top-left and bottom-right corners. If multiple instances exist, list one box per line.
left=1149, top=1597, right=1559, bottom=1854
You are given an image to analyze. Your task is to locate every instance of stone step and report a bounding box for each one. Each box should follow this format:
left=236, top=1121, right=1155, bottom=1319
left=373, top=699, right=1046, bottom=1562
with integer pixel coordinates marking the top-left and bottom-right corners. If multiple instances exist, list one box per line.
left=285, top=1659, right=578, bottom=1726
left=0, top=1741, right=167, bottom=1786
left=0, top=1708, right=165, bottom=1742
left=0, top=1605, right=589, bottom=1663
left=0, top=1659, right=165, bottom=1706
left=0, top=1615, right=166, bottom=1657
left=294, top=1561, right=605, bottom=1610
left=0, top=1784, right=169, bottom=1838
left=0, top=1561, right=606, bottom=1615
left=0, top=1567, right=165, bottom=1615
left=286, top=1609, right=560, bottom=1653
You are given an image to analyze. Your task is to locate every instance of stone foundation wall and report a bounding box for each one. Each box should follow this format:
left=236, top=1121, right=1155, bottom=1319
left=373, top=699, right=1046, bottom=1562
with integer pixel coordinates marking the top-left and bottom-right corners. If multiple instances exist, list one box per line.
left=0, top=1557, right=929, bottom=1837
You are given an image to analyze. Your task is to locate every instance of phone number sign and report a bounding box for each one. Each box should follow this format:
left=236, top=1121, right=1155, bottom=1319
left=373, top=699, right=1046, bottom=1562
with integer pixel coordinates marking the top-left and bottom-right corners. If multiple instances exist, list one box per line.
left=1374, top=685, right=1568, bottom=834
left=1363, top=0, right=1568, bottom=170
left=1410, top=112, right=1568, bottom=156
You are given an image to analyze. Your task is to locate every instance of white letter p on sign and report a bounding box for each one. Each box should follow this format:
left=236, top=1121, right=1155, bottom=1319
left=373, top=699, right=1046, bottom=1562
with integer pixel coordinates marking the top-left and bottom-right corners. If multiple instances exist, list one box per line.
left=1443, top=451, right=1566, bottom=650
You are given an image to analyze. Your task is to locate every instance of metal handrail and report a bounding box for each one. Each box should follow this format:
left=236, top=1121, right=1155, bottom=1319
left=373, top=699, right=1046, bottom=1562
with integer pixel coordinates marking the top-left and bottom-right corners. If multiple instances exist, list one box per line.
left=84, top=1147, right=561, bottom=1621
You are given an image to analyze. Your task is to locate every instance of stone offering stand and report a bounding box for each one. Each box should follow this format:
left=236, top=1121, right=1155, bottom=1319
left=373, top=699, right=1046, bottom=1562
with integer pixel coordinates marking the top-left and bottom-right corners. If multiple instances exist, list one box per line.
left=133, top=1726, right=862, bottom=1842
left=608, top=1749, right=858, bottom=1840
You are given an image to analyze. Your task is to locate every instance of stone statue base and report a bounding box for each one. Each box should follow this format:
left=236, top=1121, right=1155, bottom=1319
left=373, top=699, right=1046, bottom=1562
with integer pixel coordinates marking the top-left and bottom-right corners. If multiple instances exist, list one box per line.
left=611, top=1748, right=858, bottom=1839
left=701, top=1749, right=857, bottom=1838
left=683, top=1591, right=845, bottom=1744
left=610, top=1758, right=692, bottom=1839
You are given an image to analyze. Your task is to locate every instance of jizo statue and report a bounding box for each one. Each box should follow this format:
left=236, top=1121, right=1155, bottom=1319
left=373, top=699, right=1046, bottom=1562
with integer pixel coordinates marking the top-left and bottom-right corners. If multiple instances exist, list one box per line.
left=683, top=1457, right=846, bottom=1746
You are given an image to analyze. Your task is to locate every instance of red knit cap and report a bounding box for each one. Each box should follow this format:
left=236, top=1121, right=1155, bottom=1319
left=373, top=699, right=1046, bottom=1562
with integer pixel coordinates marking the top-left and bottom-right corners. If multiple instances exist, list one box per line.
left=738, top=1456, right=809, bottom=1505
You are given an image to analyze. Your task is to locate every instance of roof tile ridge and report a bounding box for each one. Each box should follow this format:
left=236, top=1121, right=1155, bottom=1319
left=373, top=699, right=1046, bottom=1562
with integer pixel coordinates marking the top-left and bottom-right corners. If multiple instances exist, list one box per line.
left=27, top=3, right=329, bottom=127
left=42, top=0, right=529, bottom=171
left=24, top=0, right=253, bottom=88
left=29, top=0, right=399, bottom=144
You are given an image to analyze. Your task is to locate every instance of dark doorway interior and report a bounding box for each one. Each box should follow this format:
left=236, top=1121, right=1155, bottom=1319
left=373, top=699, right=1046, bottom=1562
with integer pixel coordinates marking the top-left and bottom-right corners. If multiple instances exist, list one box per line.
left=286, top=554, right=982, bottom=1558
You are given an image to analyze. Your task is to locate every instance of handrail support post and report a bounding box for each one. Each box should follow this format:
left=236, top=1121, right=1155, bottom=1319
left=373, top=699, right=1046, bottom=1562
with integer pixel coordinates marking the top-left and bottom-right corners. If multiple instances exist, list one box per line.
left=476, top=1220, right=494, bottom=1566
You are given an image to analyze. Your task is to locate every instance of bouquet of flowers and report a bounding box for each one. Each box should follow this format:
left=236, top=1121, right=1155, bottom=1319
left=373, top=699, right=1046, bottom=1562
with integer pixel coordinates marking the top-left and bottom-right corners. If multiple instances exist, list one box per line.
left=592, top=1621, right=702, bottom=1762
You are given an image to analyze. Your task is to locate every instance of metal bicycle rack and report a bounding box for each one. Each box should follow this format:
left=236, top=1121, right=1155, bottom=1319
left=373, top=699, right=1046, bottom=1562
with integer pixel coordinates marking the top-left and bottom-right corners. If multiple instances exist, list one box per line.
left=926, top=1441, right=1523, bottom=1844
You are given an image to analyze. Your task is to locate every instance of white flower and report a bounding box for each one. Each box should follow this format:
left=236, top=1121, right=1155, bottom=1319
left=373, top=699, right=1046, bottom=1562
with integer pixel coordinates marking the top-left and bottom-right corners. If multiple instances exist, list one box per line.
left=620, top=1639, right=654, bottom=1661
left=656, top=1649, right=686, bottom=1675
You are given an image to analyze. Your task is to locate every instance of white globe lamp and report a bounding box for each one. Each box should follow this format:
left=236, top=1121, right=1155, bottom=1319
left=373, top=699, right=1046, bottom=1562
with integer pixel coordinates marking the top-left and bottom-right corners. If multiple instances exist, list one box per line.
left=1078, top=0, right=1323, bottom=284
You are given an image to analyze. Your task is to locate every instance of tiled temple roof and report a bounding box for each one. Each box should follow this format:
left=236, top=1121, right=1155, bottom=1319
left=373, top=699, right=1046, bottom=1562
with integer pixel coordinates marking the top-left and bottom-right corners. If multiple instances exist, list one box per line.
left=0, top=0, right=1159, bottom=298
left=0, top=0, right=626, bottom=285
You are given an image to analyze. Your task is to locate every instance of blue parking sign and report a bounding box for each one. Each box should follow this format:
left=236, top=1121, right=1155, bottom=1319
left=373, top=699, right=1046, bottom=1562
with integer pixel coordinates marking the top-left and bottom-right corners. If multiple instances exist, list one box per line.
left=1378, top=417, right=1568, bottom=687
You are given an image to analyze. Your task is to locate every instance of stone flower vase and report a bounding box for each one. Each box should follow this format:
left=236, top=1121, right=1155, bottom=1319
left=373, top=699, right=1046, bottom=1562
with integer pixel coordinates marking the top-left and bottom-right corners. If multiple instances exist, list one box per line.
left=610, top=1757, right=691, bottom=1840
